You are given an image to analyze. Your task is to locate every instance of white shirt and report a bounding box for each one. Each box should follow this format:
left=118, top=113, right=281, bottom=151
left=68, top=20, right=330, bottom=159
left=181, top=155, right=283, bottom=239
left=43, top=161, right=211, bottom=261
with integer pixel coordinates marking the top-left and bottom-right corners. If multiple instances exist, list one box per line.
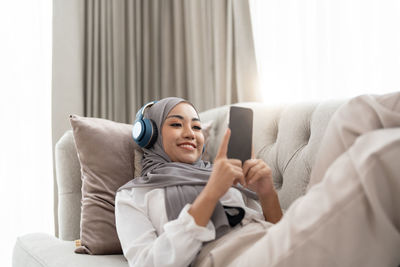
left=115, top=187, right=265, bottom=267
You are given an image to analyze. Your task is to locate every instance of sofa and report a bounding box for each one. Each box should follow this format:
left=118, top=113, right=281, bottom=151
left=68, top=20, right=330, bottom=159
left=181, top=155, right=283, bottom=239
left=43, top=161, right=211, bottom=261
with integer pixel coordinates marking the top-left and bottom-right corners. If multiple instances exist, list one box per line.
left=12, top=99, right=346, bottom=267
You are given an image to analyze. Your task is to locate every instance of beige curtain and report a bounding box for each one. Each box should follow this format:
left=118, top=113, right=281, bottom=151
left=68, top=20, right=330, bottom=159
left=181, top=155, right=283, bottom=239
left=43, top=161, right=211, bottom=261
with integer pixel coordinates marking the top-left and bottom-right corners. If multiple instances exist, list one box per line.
left=52, top=0, right=260, bottom=237
left=83, top=0, right=260, bottom=121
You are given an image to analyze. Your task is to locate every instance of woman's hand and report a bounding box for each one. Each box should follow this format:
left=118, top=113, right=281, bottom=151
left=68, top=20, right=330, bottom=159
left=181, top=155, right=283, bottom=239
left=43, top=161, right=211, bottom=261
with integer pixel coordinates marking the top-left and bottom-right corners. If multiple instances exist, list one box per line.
left=243, top=158, right=283, bottom=223
left=204, top=128, right=246, bottom=201
left=242, top=158, right=275, bottom=197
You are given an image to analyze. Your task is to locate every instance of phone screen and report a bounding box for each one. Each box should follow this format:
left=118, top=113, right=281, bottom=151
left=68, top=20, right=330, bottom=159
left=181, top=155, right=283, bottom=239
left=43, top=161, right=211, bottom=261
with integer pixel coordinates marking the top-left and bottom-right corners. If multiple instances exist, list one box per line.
left=227, top=106, right=253, bottom=163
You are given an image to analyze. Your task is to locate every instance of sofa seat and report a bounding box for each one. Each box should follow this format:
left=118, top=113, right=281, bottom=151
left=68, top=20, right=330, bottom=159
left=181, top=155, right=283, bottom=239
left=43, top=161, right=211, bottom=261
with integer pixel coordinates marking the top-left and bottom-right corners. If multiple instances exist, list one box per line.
left=13, top=233, right=128, bottom=267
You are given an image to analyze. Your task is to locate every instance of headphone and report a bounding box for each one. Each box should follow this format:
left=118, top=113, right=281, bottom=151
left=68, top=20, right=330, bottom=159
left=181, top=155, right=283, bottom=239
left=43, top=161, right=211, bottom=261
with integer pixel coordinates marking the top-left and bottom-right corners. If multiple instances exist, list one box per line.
left=132, top=101, right=158, bottom=148
left=132, top=100, right=206, bottom=153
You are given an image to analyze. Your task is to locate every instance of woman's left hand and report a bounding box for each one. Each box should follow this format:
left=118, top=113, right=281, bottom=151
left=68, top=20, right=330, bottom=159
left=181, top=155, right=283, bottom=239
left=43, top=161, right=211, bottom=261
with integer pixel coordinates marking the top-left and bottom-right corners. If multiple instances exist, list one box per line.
left=242, top=158, right=275, bottom=197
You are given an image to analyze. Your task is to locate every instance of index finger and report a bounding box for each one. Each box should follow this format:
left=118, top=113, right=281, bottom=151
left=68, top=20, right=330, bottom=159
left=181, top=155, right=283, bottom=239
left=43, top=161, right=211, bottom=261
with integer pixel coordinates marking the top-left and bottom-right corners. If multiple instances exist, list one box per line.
left=215, top=128, right=231, bottom=160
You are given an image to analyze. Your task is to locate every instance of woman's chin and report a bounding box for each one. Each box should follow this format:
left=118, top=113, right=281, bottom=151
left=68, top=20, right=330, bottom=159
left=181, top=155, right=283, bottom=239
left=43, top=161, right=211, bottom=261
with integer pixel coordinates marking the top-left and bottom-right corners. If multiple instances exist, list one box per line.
left=177, top=155, right=199, bottom=164
left=168, top=150, right=202, bottom=164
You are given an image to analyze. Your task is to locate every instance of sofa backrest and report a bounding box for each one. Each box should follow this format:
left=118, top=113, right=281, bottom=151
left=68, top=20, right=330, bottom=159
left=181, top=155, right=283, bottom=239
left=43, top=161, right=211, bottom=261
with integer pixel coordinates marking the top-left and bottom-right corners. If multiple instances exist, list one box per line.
left=54, top=100, right=345, bottom=240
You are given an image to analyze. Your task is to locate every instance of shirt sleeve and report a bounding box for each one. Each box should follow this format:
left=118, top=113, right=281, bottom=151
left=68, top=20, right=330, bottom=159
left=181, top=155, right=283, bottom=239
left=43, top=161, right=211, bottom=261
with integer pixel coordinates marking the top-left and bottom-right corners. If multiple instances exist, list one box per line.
left=115, top=189, right=216, bottom=267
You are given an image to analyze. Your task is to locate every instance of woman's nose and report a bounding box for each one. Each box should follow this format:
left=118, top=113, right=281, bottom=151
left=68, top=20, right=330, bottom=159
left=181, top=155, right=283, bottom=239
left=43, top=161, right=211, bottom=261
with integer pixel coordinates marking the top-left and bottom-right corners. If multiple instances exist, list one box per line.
left=183, top=125, right=195, bottom=139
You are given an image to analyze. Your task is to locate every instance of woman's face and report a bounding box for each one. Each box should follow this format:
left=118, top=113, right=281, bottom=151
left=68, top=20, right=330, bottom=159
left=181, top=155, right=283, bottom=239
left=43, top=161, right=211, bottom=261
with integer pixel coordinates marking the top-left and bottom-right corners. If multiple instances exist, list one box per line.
left=161, top=102, right=204, bottom=164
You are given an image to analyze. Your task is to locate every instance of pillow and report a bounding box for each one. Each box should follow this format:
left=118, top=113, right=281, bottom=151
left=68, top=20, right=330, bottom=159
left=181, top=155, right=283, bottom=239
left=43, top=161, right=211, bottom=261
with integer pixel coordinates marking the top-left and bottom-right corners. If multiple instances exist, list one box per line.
left=308, top=92, right=400, bottom=190
left=69, top=114, right=137, bottom=255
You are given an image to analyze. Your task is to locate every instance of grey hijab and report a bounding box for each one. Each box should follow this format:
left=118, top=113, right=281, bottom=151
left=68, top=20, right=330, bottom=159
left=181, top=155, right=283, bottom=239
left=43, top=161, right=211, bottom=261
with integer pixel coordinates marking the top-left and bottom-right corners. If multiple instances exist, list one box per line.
left=118, top=97, right=258, bottom=239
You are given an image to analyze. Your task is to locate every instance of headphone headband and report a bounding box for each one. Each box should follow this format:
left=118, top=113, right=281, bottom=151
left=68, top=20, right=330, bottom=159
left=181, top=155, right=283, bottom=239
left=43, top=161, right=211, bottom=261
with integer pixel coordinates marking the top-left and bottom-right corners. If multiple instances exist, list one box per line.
left=136, top=101, right=157, bottom=119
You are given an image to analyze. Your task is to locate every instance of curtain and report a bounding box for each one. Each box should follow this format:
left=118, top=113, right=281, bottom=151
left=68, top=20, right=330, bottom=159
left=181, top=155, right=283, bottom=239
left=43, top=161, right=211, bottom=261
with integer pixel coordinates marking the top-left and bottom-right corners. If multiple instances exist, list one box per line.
left=250, top=0, right=400, bottom=104
left=52, top=0, right=260, bottom=237
left=83, top=0, right=260, bottom=122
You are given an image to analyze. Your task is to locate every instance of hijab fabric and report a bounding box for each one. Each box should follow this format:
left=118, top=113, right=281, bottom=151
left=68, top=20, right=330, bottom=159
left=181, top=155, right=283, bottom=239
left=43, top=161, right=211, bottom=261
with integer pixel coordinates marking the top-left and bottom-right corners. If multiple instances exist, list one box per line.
left=118, top=97, right=258, bottom=239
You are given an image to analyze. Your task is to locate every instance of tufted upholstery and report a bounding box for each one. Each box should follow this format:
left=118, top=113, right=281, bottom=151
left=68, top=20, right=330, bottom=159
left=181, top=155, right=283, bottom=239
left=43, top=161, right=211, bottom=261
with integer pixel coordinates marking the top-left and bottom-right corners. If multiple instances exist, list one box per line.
left=13, top=100, right=346, bottom=267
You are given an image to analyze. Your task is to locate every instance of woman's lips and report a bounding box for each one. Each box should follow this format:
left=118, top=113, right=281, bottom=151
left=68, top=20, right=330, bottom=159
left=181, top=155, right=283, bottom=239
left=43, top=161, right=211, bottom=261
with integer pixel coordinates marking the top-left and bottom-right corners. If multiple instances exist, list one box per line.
left=178, top=143, right=196, bottom=151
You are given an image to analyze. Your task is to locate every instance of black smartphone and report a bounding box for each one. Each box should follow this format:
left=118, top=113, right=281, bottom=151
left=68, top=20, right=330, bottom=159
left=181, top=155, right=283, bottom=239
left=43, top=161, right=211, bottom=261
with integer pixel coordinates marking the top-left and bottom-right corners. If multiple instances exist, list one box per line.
left=227, top=106, right=253, bottom=163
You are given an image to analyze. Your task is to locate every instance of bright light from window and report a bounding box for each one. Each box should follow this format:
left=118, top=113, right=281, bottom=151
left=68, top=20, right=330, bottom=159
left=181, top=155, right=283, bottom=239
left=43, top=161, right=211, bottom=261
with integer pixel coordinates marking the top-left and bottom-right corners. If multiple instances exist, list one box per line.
left=250, top=0, right=400, bottom=104
left=0, top=1, right=53, bottom=265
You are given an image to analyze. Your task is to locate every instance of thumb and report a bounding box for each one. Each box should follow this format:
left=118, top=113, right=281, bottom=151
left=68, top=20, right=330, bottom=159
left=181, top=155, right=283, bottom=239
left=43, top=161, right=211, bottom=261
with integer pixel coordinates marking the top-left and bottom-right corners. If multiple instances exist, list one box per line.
left=215, top=128, right=231, bottom=160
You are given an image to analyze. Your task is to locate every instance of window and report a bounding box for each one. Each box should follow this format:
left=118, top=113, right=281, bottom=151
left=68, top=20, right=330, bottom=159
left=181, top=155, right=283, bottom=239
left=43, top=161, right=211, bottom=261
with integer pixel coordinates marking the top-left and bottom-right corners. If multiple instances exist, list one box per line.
left=0, top=1, right=53, bottom=265
left=250, top=0, right=400, bottom=104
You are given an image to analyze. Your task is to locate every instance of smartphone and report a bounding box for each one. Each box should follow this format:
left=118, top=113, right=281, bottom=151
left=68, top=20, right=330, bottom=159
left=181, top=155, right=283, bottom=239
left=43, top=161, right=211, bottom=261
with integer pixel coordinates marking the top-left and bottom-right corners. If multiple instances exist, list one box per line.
left=227, top=106, right=253, bottom=163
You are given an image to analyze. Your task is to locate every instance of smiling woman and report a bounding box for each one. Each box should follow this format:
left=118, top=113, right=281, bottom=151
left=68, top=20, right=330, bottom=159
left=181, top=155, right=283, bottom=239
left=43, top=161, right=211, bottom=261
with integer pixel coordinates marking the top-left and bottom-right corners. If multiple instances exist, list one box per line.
left=0, top=0, right=53, bottom=266
left=114, top=97, right=281, bottom=266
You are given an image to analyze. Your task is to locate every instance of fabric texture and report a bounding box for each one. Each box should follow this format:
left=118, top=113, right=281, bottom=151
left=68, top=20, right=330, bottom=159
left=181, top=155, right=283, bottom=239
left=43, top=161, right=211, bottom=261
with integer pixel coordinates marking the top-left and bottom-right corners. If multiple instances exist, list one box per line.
left=118, top=97, right=258, bottom=239
left=69, top=115, right=137, bottom=254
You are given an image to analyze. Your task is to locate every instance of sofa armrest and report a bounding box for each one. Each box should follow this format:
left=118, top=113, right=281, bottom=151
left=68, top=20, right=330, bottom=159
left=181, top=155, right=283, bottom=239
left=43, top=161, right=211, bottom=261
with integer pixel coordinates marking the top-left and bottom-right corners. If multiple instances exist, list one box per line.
left=55, top=131, right=82, bottom=241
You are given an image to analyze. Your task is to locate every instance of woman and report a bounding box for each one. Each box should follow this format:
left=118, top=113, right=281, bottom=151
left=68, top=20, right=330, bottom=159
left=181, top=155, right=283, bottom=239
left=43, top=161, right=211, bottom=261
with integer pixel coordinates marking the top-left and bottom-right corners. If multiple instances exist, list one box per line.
left=115, top=97, right=282, bottom=266
left=115, top=94, right=400, bottom=267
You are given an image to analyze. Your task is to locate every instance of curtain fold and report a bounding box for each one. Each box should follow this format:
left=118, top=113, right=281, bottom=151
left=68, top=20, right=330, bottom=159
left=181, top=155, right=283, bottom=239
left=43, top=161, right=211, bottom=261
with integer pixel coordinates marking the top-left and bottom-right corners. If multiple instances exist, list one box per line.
left=52, top=0, right=260, bottom=236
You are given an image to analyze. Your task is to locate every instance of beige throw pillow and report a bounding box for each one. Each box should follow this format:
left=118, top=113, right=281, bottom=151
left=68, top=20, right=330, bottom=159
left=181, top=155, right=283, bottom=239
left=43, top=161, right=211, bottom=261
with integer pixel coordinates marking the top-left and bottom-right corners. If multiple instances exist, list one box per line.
left=69, top=114, right=137, bottom=255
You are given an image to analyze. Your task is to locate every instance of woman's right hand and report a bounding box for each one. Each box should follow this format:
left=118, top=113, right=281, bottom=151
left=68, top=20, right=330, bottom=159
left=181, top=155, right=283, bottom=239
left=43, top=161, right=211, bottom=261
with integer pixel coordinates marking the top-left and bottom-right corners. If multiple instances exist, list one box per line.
left=204, top=128, right=246, bottom=201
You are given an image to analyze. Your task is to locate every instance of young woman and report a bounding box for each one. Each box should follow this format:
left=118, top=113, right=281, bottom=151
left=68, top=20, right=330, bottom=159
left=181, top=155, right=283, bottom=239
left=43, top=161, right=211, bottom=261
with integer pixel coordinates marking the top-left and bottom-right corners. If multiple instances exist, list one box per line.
left=115, top=94, right=400, bottom=267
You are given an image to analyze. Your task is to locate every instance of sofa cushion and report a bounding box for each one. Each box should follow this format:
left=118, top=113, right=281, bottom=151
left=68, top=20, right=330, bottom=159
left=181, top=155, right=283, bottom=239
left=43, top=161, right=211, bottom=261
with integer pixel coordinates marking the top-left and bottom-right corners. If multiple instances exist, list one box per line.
left=69, top=115, right=137, bottom=254
left=12, top=233, right=128, bottom=267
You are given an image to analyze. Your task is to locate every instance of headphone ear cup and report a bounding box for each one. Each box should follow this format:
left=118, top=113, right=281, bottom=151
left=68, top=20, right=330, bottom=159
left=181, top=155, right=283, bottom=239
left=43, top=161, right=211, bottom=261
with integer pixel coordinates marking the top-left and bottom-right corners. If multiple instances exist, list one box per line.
left=135, top=118, right=158, bottom=148
left=144, top=119, right=158, bottom=148
left=133, top=100, right=159, bottom=148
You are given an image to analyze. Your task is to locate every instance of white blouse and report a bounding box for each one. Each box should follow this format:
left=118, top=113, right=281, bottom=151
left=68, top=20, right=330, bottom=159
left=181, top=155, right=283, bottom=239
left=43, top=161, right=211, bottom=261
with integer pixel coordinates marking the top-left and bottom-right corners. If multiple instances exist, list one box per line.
left=115, top=187, right=265, bottom=267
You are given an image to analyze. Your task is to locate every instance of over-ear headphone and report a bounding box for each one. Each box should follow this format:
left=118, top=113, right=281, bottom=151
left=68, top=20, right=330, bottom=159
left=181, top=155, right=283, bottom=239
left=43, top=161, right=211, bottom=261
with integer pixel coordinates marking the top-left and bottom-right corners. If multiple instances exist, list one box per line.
left=132, top=101, right=158, bottom=148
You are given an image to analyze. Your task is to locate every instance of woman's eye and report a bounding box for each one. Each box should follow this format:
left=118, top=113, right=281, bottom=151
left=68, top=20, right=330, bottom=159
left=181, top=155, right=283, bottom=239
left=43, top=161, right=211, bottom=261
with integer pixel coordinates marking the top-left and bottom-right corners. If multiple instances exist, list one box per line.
left=193, top=126, right=202, bottom=130
left=170, top=123, right=182, bottom=127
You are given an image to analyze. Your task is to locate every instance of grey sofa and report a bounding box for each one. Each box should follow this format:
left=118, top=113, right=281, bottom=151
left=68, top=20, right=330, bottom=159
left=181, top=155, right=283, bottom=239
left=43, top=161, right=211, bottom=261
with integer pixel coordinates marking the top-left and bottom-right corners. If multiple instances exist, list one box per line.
left=12, top=100, right=345, bottom=267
